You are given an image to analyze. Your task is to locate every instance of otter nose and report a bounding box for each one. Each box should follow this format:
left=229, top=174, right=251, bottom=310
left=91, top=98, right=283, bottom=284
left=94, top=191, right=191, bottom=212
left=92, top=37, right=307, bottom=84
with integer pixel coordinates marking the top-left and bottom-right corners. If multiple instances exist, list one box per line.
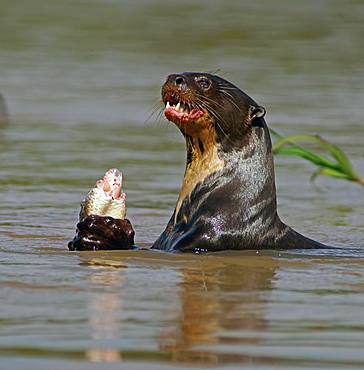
left=165, top=74, right=188, bottom=90
left=166, top=74, right=187, bottom=89
left=175, top=75, right=185, bottom=86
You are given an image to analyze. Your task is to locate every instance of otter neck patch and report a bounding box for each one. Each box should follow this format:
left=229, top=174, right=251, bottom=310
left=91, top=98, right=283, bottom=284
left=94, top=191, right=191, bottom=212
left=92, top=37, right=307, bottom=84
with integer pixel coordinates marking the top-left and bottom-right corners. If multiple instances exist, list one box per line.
left=175, top=124, right=224, bottom=224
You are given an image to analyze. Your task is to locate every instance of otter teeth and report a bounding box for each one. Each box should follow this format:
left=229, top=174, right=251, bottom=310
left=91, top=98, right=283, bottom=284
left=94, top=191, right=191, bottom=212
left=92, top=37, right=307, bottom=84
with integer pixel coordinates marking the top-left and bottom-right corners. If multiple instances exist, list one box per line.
left=165, top=100, right=190, bottom=114
left=175, top=102, right=187, bottom=113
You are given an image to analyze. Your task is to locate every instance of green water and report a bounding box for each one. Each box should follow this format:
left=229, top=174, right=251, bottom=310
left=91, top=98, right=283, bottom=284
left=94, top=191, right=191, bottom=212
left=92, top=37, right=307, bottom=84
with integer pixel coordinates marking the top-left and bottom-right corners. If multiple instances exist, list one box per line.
left=1, top=1, right=364, bottom=369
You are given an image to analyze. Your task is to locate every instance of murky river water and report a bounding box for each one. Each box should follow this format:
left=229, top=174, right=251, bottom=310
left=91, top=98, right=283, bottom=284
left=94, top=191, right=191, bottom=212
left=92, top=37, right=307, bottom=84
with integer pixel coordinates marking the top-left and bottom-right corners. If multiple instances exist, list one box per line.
left=1, top=1, right=364, bottom=369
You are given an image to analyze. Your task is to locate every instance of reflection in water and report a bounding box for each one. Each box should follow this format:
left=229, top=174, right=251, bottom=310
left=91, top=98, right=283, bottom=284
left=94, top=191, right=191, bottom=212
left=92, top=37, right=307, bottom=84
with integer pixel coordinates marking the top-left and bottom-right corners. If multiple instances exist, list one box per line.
left=158, top=256, right=279, bottom=365
left=78, top=252, right=280, bottom=366
left=85, top=262, right=124, bottom=363
left=76, top=253, right=364, bottom=368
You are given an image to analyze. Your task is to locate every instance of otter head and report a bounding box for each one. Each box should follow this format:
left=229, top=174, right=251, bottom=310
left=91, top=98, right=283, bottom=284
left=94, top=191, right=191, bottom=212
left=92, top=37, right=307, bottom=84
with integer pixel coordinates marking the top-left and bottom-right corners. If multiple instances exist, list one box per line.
left=161, top=72, right=266, bottom=152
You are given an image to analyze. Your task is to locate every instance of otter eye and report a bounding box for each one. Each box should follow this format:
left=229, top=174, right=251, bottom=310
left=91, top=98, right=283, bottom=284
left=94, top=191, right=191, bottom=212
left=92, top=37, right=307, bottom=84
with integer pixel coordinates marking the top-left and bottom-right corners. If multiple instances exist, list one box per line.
left=196, top=77, right=211, bottom=90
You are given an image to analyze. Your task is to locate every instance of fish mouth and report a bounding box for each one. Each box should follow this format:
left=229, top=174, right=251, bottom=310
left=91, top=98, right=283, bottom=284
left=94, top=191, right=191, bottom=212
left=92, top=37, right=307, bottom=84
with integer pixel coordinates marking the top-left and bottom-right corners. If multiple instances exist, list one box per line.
left=162, top=92, right=206, bottom=126
left=95, top=168, right=123, bottom=200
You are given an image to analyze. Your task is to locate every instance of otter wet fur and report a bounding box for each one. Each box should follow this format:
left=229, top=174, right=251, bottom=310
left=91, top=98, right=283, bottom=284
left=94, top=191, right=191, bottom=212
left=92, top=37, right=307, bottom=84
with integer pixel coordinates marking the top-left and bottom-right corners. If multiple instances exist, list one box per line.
left=70, top=72, right=329, bottom=252
left=152, top=72, right=328, bottom=252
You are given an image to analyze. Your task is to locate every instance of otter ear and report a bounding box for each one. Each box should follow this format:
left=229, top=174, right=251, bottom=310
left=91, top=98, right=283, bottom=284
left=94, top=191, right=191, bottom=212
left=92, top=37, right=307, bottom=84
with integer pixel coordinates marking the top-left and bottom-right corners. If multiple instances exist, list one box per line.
left=249, top=105, right=266, bottom=127
left=251, top=105, right=266, bottom=119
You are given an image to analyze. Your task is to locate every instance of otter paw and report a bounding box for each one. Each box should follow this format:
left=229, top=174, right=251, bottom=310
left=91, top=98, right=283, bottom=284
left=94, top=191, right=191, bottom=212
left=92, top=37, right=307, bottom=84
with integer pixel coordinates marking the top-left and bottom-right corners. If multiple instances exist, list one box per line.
left=68, top=215, right=135, bottom=251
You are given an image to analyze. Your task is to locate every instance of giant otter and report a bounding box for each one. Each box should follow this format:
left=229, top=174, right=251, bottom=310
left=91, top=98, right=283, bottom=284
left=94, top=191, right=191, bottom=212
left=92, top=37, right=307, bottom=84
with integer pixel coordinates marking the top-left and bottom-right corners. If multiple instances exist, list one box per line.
left=69, top=72, right=328, bottom=252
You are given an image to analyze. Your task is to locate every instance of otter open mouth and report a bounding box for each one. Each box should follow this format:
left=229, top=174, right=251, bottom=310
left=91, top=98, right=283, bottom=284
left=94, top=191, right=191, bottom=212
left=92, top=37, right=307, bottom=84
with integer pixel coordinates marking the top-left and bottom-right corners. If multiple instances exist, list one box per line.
left=163, top=96, right=205, bottom=125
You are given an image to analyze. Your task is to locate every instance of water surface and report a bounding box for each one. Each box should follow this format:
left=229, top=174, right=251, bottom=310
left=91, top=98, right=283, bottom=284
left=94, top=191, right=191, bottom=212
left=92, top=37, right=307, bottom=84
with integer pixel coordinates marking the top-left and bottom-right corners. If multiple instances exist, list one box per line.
left=1, top=1, right=364, bottom=369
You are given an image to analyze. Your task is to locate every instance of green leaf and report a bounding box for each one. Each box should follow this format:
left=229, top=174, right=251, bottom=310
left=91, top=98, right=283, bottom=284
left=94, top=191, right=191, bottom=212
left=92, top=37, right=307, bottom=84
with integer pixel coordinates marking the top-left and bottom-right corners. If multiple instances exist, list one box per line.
left=311, top=167, right=350, bottom=181
left=314, top=136, right=358, bottom=179
left=272, top=134, right=324, bottom=151
left=273, top=143, right=341, bottom=171
left=269, top=128, right=364, bottom=186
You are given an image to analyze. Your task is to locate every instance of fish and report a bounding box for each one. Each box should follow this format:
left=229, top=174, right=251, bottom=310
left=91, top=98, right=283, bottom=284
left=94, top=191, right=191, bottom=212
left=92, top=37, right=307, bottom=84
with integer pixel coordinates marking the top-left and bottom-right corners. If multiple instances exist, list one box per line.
left=79, top=168, right=126, bottom=221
